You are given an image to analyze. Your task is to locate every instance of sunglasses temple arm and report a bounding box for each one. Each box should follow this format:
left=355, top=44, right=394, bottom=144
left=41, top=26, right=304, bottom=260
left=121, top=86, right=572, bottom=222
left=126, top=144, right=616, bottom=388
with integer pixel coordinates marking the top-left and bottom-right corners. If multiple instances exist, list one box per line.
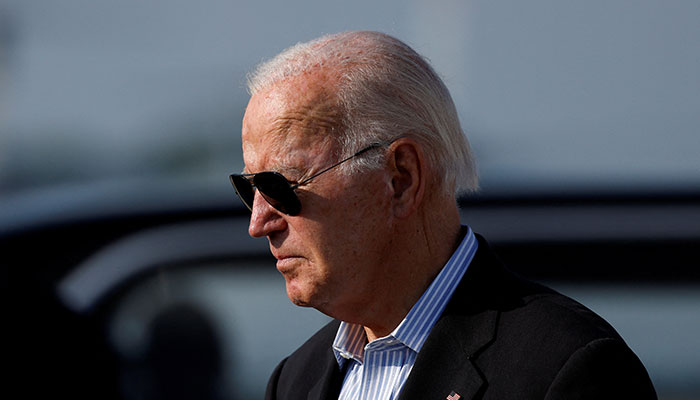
left=294, top=143, right=385, bottom=188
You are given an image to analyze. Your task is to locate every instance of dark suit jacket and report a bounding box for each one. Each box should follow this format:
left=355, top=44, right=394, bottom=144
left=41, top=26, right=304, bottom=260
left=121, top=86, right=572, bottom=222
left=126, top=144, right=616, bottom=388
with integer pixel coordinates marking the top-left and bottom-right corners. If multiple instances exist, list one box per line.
left=265, top=235, right=657, bottom=400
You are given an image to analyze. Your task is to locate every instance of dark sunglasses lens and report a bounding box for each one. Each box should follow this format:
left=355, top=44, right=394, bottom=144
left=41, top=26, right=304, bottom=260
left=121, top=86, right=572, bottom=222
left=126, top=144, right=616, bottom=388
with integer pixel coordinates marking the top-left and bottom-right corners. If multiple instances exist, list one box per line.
left=230, top=175, right=255, bottom=210
left=254, top=172, right=302, bottom=216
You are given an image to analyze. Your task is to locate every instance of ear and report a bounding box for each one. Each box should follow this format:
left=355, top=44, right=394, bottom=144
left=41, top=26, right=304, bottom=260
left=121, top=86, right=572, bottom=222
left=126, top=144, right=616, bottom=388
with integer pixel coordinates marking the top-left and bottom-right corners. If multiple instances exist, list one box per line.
left=387, top=138, right=426, bottom=218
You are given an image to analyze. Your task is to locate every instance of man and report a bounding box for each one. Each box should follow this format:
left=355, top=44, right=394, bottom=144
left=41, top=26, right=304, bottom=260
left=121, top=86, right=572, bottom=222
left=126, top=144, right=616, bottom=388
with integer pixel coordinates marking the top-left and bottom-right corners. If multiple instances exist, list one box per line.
left=230, top=31, right=656, bottom=400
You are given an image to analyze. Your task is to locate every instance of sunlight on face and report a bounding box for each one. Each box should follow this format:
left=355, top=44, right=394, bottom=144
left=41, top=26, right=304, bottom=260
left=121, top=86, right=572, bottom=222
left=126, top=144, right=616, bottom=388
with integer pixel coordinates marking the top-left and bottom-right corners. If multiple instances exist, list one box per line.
left=241, top=74, right=395, bottom=318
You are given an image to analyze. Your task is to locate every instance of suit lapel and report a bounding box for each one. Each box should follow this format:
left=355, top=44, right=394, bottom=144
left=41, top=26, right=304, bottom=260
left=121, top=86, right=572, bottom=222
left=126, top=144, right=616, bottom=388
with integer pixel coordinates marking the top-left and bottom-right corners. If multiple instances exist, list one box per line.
left=397, top=310, right=498, bottom=400
left=306, top=347, right=346, bottom=400
left=398, top=235, right=508, bottom=400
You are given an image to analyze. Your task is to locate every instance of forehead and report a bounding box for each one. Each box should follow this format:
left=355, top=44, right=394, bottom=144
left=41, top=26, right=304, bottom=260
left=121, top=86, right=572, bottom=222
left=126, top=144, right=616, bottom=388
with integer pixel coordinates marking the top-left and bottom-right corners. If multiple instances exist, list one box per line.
left=241, top=73, right=341, bottom=172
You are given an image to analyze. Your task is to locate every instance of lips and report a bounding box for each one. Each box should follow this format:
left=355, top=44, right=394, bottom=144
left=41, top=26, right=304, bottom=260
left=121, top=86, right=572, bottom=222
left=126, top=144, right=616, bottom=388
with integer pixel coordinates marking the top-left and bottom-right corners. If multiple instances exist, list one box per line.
left=270, top=240, right=305, bottom=272
left=271, top=247, right=300, bottom=269
left=275, top=256, right=304, bottom=276
left=271, top=249, right=294, bottom=262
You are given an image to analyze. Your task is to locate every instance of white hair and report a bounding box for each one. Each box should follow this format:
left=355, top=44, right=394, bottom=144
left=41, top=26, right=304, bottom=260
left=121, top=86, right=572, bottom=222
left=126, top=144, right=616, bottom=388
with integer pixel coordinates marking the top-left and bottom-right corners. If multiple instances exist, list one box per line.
left=247, top=31, right=478, bottom=194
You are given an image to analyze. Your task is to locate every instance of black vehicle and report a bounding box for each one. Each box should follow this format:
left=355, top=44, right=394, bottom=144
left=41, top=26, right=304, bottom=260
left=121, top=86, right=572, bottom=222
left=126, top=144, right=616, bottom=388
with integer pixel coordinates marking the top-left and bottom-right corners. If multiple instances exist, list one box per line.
left=3, top=180, right=699, bottom=399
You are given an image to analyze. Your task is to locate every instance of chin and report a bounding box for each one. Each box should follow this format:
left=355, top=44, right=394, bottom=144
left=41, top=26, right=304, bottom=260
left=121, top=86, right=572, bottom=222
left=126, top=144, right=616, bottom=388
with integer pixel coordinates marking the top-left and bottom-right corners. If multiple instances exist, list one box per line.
left=285, top=282, right=315, bottom=308
left=288, top=295, right=313, bottom=308
left=284, top=274, right=336, bottom=312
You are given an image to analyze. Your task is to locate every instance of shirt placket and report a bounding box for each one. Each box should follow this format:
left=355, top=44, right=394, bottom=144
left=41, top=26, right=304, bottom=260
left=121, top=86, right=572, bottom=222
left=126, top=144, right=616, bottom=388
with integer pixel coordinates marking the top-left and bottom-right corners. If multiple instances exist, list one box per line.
left=359, top=339, right=408, bottom=400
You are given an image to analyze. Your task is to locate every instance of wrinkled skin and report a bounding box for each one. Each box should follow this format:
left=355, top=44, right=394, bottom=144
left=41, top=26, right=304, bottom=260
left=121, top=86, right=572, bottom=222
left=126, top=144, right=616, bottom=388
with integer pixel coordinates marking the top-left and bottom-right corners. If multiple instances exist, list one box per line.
left=241, top=73, right=397, bottom=322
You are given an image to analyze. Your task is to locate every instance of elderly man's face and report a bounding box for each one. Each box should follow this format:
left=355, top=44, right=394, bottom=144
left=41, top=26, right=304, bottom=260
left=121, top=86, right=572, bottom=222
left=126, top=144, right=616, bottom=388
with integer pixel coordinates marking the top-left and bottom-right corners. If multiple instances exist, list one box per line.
left=241, top=73, right=394, bottom=317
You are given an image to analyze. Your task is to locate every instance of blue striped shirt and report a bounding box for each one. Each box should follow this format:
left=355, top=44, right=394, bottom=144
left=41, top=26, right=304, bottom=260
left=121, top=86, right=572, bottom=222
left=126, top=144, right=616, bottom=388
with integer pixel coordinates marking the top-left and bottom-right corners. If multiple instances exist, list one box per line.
left=332, top=227, right=478, bottom=400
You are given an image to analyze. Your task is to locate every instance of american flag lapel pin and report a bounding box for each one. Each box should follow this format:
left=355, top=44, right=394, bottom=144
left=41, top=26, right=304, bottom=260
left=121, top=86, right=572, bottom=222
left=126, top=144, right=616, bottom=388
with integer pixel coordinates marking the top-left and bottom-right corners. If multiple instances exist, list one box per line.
left=446, top=391, right=461, bottom=400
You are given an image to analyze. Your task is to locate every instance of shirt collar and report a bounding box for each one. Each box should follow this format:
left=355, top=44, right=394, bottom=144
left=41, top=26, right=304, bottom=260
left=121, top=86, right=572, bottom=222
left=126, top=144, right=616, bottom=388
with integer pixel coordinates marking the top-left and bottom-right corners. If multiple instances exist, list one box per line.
left=332, top=226, right=478, bottom=367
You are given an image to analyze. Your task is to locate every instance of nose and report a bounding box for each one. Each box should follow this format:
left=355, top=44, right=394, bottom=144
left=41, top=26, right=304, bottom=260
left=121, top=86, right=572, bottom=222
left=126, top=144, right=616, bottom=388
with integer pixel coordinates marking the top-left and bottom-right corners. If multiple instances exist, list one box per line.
left=248, top=190, right=287, bottom=238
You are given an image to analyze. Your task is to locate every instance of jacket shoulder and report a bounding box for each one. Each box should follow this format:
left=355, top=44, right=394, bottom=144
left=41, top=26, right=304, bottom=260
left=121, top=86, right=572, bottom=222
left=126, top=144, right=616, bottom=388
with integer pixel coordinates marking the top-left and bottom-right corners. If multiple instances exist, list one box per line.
left=447, top=236, right=656, bottom=398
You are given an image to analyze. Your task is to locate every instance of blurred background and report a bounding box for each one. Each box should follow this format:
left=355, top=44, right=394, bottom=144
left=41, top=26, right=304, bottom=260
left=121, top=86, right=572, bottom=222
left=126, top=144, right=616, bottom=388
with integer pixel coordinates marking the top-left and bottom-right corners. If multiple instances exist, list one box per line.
left=3, top=0, right=699, bottom=195
left=1, top=1, right=699, bottom=399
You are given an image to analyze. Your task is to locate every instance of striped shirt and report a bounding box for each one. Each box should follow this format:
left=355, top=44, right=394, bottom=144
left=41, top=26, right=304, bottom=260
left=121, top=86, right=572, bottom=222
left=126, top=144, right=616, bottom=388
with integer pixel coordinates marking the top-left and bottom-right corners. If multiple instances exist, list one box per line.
left=332, top=227, right=478, bottom=400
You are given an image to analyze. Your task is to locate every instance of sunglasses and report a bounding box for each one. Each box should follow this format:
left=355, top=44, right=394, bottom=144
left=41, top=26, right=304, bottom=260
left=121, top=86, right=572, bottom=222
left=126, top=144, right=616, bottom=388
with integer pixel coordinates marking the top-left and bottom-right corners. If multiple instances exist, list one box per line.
left=229, top=142, right=388, bottom=216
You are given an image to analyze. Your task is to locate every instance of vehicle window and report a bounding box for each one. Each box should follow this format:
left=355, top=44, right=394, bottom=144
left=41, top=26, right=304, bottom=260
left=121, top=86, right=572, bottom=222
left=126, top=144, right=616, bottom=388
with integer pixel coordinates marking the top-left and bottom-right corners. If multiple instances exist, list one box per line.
left=105, top=261, right=331, bottom=399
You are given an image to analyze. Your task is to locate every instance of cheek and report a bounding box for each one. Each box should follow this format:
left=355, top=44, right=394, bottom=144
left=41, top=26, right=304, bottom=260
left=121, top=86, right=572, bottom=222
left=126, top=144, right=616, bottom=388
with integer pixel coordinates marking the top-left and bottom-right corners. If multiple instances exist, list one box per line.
left=326, top=181, right=392, bottom=253
left=346, top=176, right=392, bottom=226
left=298, top=171, right=392, bottom=266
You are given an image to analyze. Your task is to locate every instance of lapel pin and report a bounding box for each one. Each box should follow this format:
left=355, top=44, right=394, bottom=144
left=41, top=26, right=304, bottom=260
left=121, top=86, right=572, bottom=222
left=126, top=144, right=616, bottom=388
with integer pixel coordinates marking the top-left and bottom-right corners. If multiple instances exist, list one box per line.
left=446, top=391, right=461, bottom=400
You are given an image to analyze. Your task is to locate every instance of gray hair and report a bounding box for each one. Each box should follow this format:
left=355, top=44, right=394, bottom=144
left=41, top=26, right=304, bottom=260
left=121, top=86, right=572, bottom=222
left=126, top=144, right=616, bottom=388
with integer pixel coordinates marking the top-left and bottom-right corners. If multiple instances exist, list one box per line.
left=247, top=31, right=478, bottom=194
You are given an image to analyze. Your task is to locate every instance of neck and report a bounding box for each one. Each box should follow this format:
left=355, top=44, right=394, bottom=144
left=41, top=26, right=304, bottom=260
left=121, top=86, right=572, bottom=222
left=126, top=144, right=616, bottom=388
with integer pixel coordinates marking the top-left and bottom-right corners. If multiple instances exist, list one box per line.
left=360, top=197, right=462, bottom=342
